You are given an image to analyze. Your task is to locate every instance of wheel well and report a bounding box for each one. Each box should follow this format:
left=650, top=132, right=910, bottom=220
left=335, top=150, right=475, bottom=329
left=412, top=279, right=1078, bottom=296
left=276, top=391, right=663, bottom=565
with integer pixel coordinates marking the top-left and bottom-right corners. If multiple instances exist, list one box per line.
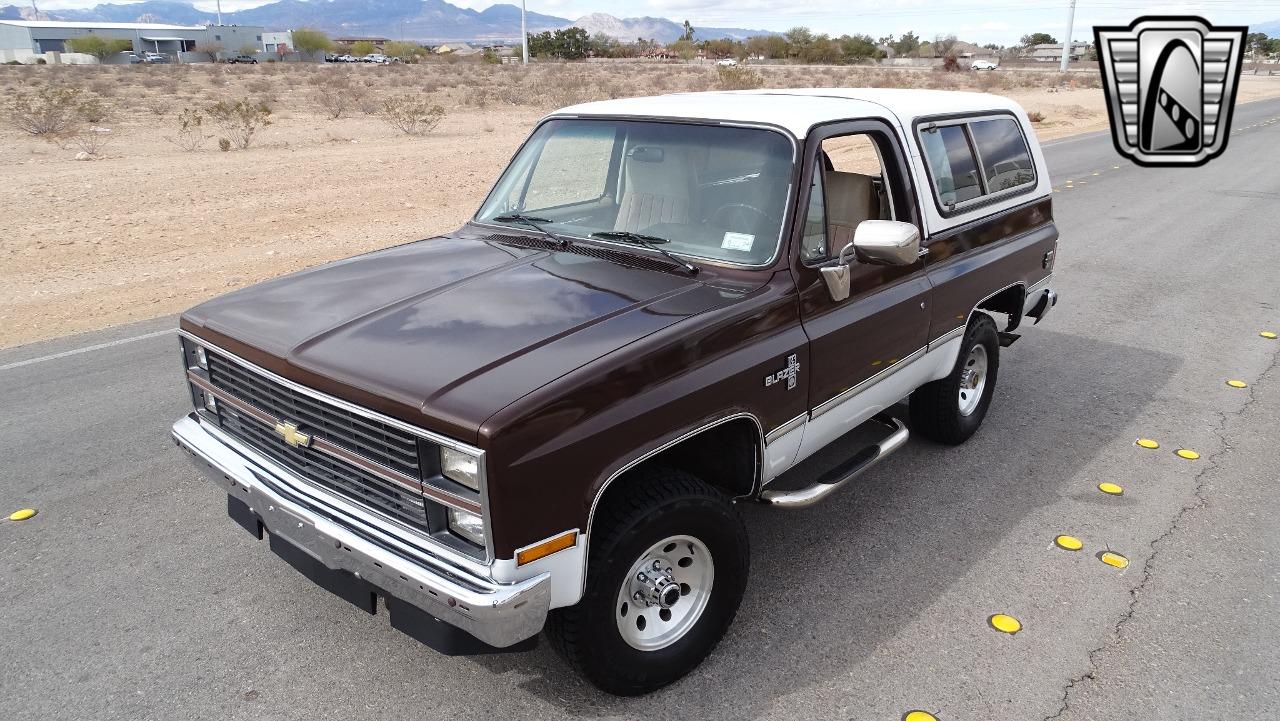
left=977, top=284, right=1025, bottom=331
left=602, top=417, right=760, bottom=509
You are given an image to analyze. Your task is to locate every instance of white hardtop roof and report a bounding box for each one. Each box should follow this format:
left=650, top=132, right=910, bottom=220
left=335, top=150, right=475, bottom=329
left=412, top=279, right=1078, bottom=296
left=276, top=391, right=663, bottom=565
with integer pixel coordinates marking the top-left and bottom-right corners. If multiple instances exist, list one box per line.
left=0, top=20, right=206, bottom=30
left=553, top=88, right=1026, bottom=138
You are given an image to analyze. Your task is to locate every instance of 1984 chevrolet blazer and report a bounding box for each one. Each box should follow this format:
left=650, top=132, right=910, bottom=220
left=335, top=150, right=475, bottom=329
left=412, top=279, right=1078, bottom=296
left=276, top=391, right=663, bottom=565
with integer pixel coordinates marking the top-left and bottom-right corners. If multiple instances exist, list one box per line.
left=171, top=88, right=1058, bottom=694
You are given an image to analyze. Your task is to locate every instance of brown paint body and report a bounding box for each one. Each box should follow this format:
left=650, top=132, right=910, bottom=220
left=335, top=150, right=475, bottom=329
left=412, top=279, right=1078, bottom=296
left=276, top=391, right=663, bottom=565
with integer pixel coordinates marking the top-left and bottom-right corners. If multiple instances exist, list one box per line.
left=180, top=123, right=1057, bottom=558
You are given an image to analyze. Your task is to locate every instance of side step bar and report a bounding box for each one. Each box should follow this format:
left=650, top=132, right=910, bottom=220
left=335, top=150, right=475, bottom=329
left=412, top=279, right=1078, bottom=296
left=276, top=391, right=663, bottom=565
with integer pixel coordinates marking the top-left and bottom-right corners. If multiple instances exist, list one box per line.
left=759, top=414, right=909, bottom=509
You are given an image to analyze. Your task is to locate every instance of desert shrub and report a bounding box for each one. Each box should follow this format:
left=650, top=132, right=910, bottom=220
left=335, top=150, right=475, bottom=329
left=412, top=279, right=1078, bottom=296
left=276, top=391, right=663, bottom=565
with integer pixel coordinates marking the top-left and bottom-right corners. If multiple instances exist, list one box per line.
left=716, top=65, right=764, bottom=91
left=940, top=55, right=961, bottom=72
left=76, top=93, right=111, bottom=123
left=1027, top=110, right=1045, bottom=123
left=218, top=137, right=231, bottom=152
left=206, top=98, right=272, bottom=149
left=311, top=75, right=352, bottom=119
left=69, top=126, right=114, bottom=156
left=4, top=85, right=103, bottom=136
left=166, top=107, right=207, bottom=151
left=378, top=94, right=445, bottom=135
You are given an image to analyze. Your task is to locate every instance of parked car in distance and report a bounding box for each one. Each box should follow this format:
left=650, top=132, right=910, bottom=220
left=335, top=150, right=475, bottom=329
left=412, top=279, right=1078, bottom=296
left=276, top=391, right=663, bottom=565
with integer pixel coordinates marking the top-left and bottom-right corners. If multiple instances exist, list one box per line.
left=336, top=54, right=356, bottom=62
left=363, top=53, right=389, bottom=64
left=715, top=58, right=738, bottom=66
left=172, top=88, right=1058, bottom=696
left=143, top=52, right=168, bottom=63
left=970, top=58, right=999, bottom=70
left=226, top=54, right=259, bottom=64
left=324, top=53, right=339, bottom=62
left=121, top=51, right=141, bottom=64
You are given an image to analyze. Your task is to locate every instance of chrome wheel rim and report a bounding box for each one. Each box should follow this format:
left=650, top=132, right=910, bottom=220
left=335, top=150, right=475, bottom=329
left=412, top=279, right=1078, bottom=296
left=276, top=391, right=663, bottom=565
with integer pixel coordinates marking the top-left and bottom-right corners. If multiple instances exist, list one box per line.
left=958, top=344, right=988, bottom=416
left=615, top=535, right=714, bottom=651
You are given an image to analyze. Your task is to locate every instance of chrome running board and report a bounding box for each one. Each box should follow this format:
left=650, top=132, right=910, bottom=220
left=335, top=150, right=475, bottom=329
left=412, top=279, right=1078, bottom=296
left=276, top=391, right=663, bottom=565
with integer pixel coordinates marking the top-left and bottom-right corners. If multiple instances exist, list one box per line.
left=759, top=414, right=909, bottom=509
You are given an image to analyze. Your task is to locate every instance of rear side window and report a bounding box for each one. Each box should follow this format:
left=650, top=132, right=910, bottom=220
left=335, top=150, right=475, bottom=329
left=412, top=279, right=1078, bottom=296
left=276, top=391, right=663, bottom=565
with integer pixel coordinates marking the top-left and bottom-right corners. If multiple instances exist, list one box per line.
left=969, top=118, right=1035, bottom=193
left=917, top=114, right=1037, bottom=214
left=919, top=125, right=982, bottom=207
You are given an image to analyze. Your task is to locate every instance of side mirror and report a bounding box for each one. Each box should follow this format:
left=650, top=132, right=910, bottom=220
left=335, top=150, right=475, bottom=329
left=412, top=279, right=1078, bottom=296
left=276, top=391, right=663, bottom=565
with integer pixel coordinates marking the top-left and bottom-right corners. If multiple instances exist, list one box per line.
left=853, top=220, right=922, bottom=266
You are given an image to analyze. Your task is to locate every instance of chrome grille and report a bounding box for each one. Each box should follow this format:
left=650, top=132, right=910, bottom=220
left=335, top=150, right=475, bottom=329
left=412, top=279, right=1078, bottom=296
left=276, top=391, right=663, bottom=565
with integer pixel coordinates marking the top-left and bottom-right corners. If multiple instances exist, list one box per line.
left=205, top=351, right=430, bottom=531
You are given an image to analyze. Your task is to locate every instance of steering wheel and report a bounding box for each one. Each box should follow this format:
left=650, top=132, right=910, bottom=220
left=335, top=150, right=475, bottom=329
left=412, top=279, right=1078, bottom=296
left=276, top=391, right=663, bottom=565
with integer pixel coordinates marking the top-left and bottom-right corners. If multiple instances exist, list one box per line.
left=709, top=203, right=770, bottom=233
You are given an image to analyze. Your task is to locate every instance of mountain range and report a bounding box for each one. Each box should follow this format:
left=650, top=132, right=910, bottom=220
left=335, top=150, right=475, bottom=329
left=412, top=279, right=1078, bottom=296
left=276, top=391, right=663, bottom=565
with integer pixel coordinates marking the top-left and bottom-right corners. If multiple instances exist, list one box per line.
left=0, top=0, right=770, bottom=43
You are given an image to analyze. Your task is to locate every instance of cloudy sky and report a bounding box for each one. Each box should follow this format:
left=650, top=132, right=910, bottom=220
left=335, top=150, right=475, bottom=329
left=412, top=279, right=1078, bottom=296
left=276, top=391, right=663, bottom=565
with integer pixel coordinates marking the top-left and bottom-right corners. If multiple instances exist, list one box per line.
left=37, top=0, right=1278, bottom=45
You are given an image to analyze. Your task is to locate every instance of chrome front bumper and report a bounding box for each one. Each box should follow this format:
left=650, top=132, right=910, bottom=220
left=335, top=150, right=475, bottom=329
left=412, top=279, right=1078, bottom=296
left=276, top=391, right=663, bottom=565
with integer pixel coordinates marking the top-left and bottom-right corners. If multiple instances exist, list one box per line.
left=171, top=413, right=550, bottom=650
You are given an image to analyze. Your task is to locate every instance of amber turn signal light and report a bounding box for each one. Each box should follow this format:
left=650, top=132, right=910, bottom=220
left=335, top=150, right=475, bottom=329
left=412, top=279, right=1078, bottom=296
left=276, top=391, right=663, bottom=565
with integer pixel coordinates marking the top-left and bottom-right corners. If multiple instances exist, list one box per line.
left=516, top=530, right=578, bottom=566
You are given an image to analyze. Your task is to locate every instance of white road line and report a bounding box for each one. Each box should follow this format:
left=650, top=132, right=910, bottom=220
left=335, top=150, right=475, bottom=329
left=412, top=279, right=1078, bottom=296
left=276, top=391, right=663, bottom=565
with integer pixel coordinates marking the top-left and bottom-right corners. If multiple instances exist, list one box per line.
left=0, top=329, right=173, bottom=372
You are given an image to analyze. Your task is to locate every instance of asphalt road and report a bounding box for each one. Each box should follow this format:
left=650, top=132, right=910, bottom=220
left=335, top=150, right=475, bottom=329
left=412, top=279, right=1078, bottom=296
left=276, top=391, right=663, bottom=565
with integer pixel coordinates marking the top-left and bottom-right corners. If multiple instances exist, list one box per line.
left=3, top=97, right=1279, bottom=721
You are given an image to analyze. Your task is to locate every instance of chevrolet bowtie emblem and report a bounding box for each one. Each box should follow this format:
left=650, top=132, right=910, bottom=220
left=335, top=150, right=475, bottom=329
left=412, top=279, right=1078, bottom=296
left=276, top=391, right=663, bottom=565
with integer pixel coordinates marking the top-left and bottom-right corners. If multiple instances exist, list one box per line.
left=274, top=421, right=312, bottom=448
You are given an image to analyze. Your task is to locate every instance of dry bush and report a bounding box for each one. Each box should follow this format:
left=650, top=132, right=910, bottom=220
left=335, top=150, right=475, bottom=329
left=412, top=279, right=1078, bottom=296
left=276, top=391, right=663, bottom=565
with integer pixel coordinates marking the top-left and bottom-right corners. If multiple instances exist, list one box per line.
left=1027, top=110, right=1046, bottom=123
left=166, top=107, right=207, bottom=152
left=69, top=126, right=114, bottom=156
left=311, top=74, right=353, bottom=119
left=4, top=84, right=103, bottom=136
left=206, top=98, right=272, bottom=149
left=716, top=65, right=764, bottom=90
left=378, top=94, right=446, bottom=136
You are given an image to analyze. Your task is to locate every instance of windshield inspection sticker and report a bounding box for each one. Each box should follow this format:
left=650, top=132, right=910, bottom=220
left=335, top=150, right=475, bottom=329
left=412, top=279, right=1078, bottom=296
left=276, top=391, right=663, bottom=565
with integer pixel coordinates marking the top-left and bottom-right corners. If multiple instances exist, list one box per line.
left=721, top=232, right=755, bottom=252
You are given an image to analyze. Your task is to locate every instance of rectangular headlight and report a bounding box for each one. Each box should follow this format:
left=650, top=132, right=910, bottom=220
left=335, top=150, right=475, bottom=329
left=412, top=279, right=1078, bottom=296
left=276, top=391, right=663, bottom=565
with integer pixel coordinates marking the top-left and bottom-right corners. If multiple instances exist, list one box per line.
left=195, top=345, right=208, bottom=370
left=447, top=508, right=485, bottom=546
left=440, top=447, right=480, bottom=491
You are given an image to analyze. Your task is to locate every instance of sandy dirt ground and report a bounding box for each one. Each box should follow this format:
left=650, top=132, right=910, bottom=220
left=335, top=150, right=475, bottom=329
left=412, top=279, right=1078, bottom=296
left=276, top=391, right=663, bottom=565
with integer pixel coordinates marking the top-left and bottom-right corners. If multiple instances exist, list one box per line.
left=3, top=65, right=1278, bottom=349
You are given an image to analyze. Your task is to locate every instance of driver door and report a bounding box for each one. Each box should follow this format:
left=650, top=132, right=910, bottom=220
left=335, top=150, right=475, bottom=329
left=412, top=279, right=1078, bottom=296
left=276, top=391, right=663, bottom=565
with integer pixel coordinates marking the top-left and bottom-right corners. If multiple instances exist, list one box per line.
left=792, top=121, right=933, bottom=461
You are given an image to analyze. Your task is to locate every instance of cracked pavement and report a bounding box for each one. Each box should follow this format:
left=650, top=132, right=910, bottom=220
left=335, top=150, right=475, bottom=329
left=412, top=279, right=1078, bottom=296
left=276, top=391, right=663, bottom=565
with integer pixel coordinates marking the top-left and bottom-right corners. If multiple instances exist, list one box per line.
left=2, top=97, right=1279, bottom=720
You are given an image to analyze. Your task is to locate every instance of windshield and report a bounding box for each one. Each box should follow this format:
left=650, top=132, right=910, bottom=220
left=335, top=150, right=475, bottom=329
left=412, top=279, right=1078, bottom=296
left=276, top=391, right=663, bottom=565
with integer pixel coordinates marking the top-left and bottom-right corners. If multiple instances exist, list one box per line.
left=475, top=119, right=794, bottom=266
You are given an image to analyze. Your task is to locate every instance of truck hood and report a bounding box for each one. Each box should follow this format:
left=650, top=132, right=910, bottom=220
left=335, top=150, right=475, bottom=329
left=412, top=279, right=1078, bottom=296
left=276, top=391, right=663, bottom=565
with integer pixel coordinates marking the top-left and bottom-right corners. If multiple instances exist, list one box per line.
left=181, top=234, right=745, bottom=442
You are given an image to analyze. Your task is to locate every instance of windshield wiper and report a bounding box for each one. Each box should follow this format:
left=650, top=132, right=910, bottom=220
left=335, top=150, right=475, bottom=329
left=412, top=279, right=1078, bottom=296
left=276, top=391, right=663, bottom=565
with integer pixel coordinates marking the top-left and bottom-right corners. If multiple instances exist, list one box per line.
left=493, top=214, right=569, bottom=248
left=590, top=231, right=698, bottom=275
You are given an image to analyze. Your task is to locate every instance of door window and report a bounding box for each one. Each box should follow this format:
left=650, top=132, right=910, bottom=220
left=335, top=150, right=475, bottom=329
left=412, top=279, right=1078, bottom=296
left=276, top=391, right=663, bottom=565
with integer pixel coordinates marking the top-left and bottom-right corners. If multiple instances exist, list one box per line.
left=802, top=134, right=892, bottom=264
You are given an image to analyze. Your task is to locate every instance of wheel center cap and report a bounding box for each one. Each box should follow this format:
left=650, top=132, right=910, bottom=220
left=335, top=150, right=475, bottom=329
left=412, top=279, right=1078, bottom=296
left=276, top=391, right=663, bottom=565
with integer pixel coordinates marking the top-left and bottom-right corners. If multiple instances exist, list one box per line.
left=633, top=562, right=680, bottom=609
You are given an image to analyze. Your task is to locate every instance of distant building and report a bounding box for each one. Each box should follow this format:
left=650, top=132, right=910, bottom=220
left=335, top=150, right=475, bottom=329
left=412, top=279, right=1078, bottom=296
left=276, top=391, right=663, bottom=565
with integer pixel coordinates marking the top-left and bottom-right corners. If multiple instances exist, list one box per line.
left=435, top=42, right=481, bottom=55
left=1029, top=41, right=1090, bottom=62
left=335, top=36, right=388, bottom=51
left=262, top=30, right=291, bottom=54
left=0, top=20, right=264, bottom=62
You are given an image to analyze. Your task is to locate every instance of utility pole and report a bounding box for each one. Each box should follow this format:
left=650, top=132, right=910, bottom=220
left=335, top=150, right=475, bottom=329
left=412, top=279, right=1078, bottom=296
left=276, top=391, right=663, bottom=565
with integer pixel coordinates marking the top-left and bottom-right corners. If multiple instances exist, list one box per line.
left=521, top=0, right=528, bottom=64
left=216, top=0, right=223, bottom=26
left=1059, top=0, right=1076, bottom=72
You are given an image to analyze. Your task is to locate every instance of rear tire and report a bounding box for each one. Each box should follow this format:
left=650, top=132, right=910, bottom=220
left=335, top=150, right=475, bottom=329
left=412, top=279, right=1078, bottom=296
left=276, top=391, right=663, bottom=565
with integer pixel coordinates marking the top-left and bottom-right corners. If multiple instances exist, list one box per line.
left=546, top=467, right=748, bottom=696
left=909, top=313, right=1000, bottom=444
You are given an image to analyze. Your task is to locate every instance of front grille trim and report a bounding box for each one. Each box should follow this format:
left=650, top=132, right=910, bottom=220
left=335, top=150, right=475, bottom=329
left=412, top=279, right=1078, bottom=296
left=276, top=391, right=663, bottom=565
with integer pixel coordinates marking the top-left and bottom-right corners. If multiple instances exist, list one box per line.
left=179, top=330, right=492, bottom=562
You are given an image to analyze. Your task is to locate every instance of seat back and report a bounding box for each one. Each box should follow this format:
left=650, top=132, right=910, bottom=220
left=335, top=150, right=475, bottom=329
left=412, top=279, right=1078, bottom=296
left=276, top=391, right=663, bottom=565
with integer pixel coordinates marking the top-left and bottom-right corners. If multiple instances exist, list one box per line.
left=824, top=171, right=881, bottom=255
left=614, top=145, right=695, bottom=233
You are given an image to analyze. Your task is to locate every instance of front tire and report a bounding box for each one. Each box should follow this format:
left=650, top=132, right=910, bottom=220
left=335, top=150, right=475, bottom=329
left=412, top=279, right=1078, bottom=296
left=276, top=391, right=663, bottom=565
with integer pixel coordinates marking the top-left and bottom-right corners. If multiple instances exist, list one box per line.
left=909, top=313, right=1000, bottom=444
left=546, top=468, right=748, bottom=695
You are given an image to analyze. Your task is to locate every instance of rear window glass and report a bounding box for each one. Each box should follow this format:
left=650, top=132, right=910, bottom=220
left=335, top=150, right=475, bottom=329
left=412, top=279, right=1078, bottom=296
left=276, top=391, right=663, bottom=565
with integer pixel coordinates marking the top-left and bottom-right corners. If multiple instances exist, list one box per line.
left=918, top=125, right=982, bottom=207
left=969, top=118, right=1035, bottom=193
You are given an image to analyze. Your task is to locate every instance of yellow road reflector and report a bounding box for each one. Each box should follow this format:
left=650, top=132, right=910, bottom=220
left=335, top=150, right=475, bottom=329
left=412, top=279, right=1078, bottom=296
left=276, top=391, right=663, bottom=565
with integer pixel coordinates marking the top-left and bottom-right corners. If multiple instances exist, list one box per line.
left=1261, top=331, right=1278, bottom=339
left=903, top=712, right=939, bottom=721
left=8, top=508, right=37, bottom=521
left=1226, top=380, right=1248, bottom=388
left=1112, top=165, right=1121, bottom=169
left=1054, top=535, right=1083, bottom=551
left=1098, top=482, right=1124, bottom=496
left=1135, top=438, right=1159, bottom=449
left=1098, top=551, right=1129, bottom=569
left=988, top=613, right=1022, bottom=634
left=515, top=530, right=578, bottom=566
left=1176, top=449, right=1200, bottom=460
